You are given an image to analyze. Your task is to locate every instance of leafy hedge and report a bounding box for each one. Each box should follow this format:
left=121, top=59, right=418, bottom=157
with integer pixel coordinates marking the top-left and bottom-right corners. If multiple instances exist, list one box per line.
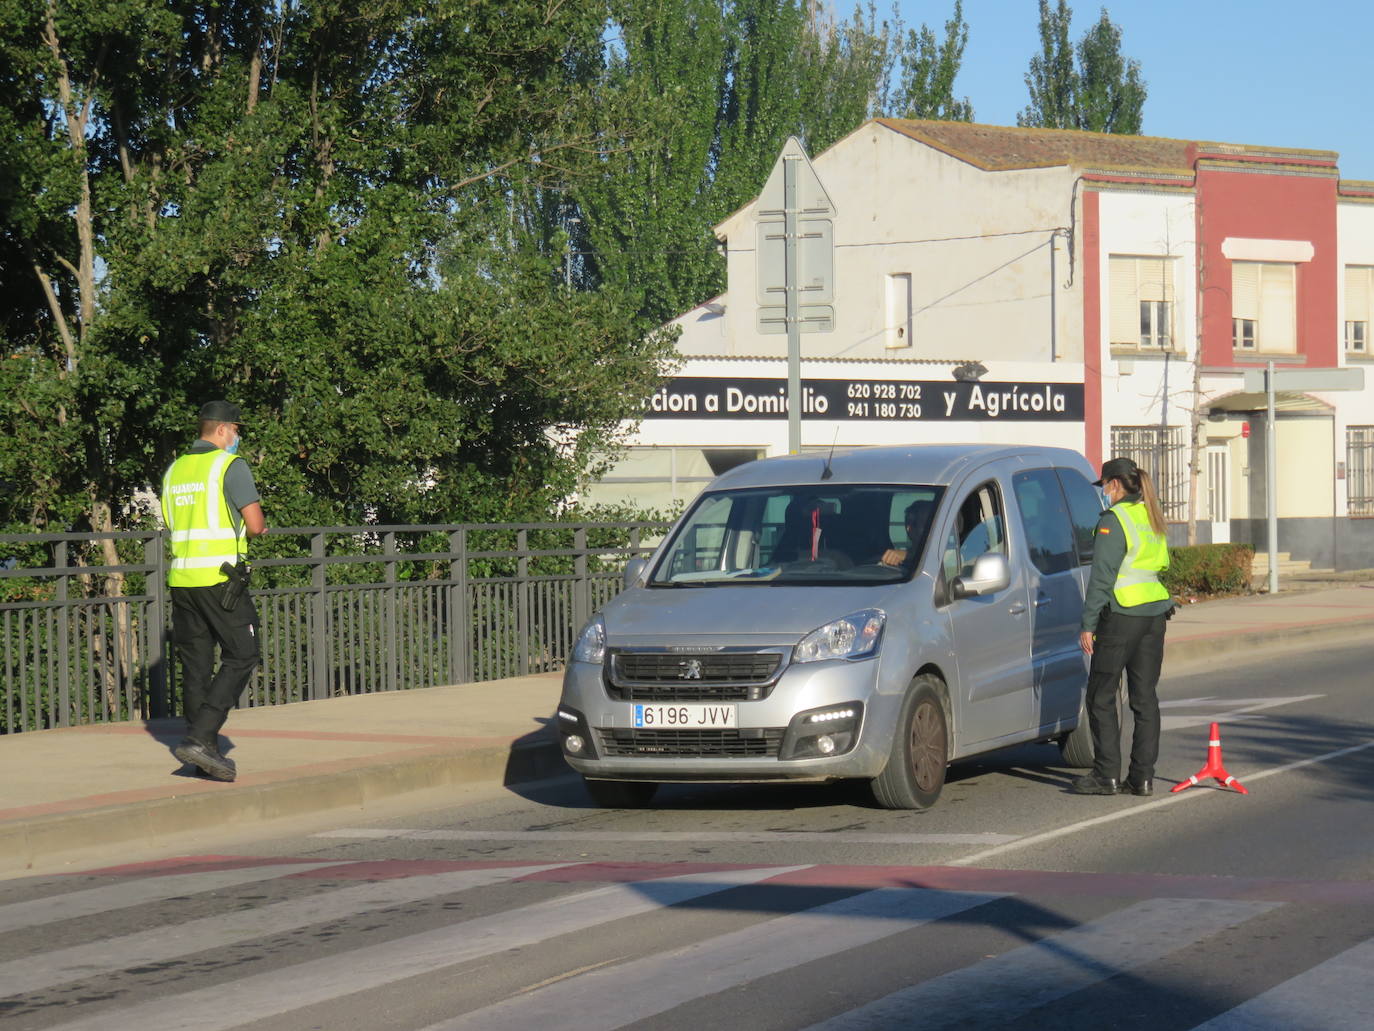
left=1162, top=544, right=1255, bottom=596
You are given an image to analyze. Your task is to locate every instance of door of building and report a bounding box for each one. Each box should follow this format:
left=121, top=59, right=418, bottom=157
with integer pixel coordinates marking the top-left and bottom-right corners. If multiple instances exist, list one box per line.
left=1206, top=445, right=1230, bottom=544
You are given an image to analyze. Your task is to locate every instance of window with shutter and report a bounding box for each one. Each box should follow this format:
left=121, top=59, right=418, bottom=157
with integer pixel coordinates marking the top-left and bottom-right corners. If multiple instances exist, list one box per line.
left=1109, top=256, right=1175, bottom=351
left=1231, top=261, right=1295, bottom=353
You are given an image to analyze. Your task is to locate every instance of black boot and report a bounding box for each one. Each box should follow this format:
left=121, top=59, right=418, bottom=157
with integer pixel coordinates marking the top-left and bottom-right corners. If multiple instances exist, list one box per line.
left=1070, top=772, right=1119, bottom=795
left=174, top=738, right=236, bottom=782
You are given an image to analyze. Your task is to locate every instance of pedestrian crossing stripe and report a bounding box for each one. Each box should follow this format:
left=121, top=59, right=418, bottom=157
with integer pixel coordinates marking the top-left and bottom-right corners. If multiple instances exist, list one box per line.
left=32, top=854, right=1374, bottom=905
left=5, top=859, right=1371, bottom=1031
left=802, top=898, right=1281, bottom=1031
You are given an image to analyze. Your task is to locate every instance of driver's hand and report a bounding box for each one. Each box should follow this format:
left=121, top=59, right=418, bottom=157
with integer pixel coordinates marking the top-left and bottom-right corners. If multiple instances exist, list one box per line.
left=879, top=548, right=907, bottom=567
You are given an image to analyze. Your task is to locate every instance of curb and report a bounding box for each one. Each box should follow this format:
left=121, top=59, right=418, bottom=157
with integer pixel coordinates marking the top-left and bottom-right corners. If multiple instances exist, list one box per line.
left=1165, top=618, right=1370, bottom=668
left=0, top=733, right=567, bottom=879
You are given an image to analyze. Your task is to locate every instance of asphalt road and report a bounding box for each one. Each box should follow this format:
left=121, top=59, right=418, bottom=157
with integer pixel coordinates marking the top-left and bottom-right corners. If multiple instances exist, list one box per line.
left=2, top=641, right=1371, bottom=1031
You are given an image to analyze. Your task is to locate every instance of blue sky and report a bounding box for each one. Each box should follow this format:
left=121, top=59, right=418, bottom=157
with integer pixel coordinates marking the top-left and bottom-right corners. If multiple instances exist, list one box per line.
left=892, top=0, right=1374, bottom=181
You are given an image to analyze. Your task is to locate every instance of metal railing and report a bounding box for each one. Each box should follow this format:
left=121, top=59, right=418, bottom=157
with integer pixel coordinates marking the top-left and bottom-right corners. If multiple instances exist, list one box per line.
left=1, top=521, right=668, bottom=733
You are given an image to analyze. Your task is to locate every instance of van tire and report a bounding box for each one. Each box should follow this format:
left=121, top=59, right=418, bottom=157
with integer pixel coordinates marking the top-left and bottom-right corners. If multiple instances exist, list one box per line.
left=871, top=675, right=948, bottom=810
left=583, top=778, right=657, bottom=808
left=1058, top=700, right=1095, bottom=768
left=1058, top=675, right=1126, bottom=768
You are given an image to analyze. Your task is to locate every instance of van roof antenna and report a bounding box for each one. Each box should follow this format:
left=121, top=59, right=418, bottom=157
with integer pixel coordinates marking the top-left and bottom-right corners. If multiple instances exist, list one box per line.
left=820, top=427, right=839, bottom=480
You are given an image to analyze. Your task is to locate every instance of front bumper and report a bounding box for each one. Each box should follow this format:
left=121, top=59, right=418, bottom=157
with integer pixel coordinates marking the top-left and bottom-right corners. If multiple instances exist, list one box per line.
left=558, top=654, right=897, bottom=782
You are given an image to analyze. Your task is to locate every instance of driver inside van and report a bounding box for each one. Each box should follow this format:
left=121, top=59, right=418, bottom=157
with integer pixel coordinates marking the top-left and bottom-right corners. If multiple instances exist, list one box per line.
left=879, top=499, right=937, bottom=569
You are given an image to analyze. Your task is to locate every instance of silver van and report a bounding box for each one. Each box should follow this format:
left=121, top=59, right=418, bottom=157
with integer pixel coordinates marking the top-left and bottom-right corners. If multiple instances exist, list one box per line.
left=558, top=444, right=1105, bottom=809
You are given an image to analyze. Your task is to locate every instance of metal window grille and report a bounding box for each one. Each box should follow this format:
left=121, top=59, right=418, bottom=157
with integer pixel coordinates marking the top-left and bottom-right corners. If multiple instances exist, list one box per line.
left=1348, top=427, right=1374, bottom=517
left=1109, top=426, right=1188, bottom=522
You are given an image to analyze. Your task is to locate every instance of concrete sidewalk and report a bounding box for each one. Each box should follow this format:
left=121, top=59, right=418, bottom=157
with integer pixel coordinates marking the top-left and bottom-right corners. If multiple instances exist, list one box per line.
left=3, top=580, right=1372, bottom=877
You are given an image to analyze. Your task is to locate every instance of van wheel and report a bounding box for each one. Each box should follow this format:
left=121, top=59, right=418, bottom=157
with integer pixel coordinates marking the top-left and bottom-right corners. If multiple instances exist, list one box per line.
left=583, top=778, right=657, bottom=808
left=871, top=675, right=948, bottom=810
left=1058, top=699, right=1095, bottom=768
left=1058, top=675, right=1126, bottom=768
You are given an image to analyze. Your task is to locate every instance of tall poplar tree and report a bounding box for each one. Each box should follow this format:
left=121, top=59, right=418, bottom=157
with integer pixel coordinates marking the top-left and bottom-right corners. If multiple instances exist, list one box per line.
left=1017, top=1, right=1146, bottom=134
left=1074, top=8, right=1145, bottom=134
left=894, top=0, right=974, bottom=121
left=569, top=0, right=912, bottom=326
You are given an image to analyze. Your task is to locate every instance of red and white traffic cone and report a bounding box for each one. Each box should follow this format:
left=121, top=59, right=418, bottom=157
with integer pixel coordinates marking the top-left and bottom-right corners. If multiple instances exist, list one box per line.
left=1171, top=721, right=1248, bottom=794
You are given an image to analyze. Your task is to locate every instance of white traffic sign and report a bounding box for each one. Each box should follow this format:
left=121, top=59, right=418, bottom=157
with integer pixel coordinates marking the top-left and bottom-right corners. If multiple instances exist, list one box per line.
left=753, top=137, right=837, bottom=454
left=755, top=137, right=836, bottom=320
left=1242, top=367, right=1365, bottom=393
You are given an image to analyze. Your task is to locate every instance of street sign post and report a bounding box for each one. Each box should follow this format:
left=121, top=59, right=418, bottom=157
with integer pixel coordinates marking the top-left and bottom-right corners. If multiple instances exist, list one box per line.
left=1240, top=365, right=1366, bottom=593
left=755, top=137, right=835, bottom=453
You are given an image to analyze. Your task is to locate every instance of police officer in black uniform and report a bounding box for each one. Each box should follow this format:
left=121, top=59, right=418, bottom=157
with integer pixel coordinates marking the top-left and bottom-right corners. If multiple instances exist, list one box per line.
left=160, top=401, right=267, bottom=781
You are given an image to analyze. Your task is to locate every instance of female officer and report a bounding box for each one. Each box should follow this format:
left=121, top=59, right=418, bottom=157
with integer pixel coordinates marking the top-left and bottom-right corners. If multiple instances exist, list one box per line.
left=1071, top=457, right=1175, bottom=797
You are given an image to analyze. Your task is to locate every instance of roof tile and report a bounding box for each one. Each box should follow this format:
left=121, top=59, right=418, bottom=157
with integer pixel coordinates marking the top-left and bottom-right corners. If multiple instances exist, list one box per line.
left=877, top=119, right=1336, bottom=175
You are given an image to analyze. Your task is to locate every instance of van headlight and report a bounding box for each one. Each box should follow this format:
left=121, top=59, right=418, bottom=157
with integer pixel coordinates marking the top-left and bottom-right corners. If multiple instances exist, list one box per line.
left=793, top=609, right=885, bottom=663
left=572, top=616, right=606, bottom=664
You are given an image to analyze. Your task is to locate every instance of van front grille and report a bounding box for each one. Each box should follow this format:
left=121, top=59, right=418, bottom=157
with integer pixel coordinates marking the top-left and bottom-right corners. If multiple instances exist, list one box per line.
left=614, top=652, right=781, bottom=682
left=598, top=728, right=784, bottom=758
left=607, top=651, right=782, bottom=702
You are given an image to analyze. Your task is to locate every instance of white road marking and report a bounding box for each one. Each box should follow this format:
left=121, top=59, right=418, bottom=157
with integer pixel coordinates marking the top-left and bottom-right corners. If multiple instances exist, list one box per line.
left=312, top=828, right=1018, bottom=845
left=38, top=865, right=807, bottom=1031
left=422, top=886, right=1006, bottom=1030
left=949, top=737, right=1374, bottom=867
left=1158, top=694, right=1324, bottom=732
left=1186, top=936, right=1374, bottom=1030
left=0, top=862, right=566, bottom=998
left=0, top=862, right=352, bottom=935
left=806, top=898, right=1280, bottom=1031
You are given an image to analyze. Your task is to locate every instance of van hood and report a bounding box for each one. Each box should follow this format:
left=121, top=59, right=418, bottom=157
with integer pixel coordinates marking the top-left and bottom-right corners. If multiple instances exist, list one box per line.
left=602, top=583, right=908, bottom=641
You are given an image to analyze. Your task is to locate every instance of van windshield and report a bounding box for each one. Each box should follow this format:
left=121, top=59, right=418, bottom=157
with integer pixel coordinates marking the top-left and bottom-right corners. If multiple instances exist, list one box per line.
left=648, top=484, right=945, bottom=586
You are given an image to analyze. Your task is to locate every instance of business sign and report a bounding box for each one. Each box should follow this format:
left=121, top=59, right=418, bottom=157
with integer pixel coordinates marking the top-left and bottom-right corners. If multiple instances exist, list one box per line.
left=644, top=377, right=1084, bottom=422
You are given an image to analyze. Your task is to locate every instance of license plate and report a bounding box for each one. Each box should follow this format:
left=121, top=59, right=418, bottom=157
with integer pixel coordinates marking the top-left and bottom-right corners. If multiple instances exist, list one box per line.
left=633, top=703, right=738, bottom=728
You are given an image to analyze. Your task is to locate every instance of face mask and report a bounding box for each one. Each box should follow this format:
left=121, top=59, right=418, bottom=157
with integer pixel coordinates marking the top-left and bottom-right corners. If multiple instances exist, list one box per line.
left=225, top=432, right=240, bottom=455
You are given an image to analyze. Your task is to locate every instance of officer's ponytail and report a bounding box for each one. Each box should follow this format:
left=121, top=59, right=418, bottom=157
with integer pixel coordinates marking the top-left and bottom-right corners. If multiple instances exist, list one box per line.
left=1131, top=469, right=1168, bottom=537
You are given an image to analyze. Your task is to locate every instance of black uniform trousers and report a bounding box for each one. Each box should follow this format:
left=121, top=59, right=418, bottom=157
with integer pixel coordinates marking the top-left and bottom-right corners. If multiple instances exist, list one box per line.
left=1085, top=608, right=1168, bottom=785
left=171, top=581, right=260, bottom=746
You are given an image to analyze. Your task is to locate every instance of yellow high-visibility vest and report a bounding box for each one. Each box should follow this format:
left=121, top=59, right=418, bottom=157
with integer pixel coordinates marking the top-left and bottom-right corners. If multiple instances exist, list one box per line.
left=1109, top=500, right=1170, bottom=606
left=161, top=450, right=246, bottom=587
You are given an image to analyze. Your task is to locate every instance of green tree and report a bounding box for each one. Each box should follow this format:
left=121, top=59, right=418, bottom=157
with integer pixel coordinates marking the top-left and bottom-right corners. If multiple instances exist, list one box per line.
left=1017, top=1, right=1145, bottom=134
left=893, top=0, right=973, bottom=121
left=569, top=0, right=907, bottom=326
left=1074, top=9, right=1145, bottom=134
left=0, top=0, right=675, bottom=548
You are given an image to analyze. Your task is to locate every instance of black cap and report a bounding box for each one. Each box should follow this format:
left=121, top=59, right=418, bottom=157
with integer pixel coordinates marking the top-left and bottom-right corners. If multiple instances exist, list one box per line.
left=198, top=400, right=244, bottom=425
left=1093, top=456, right=1138, bottom=487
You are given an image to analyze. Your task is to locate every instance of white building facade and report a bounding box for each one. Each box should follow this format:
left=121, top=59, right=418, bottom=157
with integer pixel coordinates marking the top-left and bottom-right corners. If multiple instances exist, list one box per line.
left=586, top=119, right=1374, bottom=569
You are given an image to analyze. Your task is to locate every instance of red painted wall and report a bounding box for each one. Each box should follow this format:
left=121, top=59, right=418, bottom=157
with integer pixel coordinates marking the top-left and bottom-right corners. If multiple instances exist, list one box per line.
left=1082, top=191, right=1102, bottom=470
left=1195, top=162, right=1338, bottom=367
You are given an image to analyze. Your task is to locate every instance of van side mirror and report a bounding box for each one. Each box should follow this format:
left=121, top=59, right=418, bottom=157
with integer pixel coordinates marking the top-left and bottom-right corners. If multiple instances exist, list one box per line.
left=622, top=557, right=648, bottom=590
left=951, top=552, right=1011, bottom=599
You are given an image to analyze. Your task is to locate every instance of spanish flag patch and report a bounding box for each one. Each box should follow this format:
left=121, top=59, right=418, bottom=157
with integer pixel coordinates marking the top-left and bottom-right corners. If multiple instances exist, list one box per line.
left=1098, top=527, right=1111, bottom=534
